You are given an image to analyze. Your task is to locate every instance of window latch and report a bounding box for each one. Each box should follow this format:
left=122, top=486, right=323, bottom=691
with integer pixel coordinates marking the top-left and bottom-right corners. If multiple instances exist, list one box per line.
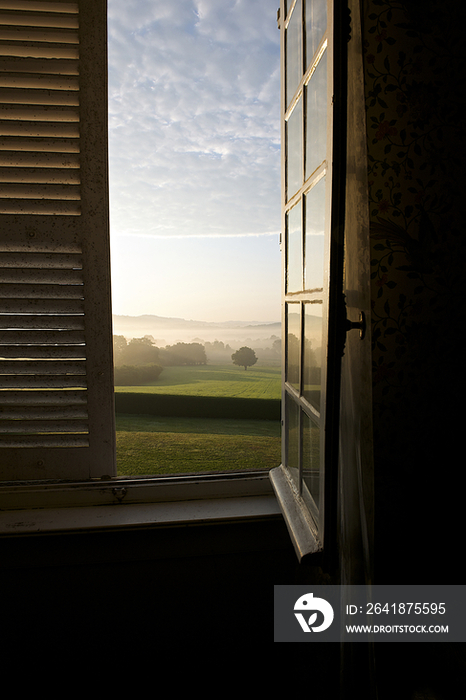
left=346, top=312, right=366, bottom=340
left=339, top=294, right=366, bottom=356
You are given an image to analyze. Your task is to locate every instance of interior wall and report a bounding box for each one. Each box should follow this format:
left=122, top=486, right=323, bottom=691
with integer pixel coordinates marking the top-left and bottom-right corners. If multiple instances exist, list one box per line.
left=362, top=0, right=466, bottom=583
left=1, top=517, right=336, bottom=646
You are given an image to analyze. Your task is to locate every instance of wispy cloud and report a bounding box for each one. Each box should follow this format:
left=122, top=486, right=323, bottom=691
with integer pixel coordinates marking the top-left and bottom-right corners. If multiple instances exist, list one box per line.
left=107, top=0, right=281, bottom=239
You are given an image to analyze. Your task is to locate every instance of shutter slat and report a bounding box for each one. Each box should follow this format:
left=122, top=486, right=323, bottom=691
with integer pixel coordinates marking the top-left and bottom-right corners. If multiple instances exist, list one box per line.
left=0, top=298, right=84, bottom=312
left=0, top=3, right=79, bottom=13
left=0, top=168, right=80, bottom=183
left=0, top=344, right=86, bottom=358
left=0, top=87, right=79, bottom=105
left=0, top=151, right=79, bottom=168
left=0, top=388, right=87, bottom=404
left=0, top=104, right=79, bottom=120
left=0, top=119, right=79, bottom=136
left=0, top=151, right=79, bottom=166
left=0, top=434, right=89, bottom=448
left=0, top=251, right=82, bottom=267
left=0, top=359, right=86, bottom=373
left=0, top=267, right=83, bottom=283
left=0, top=419, right=88, bottom=433
left=0, top=374, right=87, bottom=387
left=0, top=403, right=87, bottom=419
left=0, top=27, right=79, bottom=42
left=0, top=329, right=85, bottom=343
left=0, top=12, right=79, bottom=29
left=0, top=74, right=79, bottom=90
left=0, top=315, right=85, bottom=329
left=0, top=45, right=79, bottom=59
left=0, top=283, right=83, bottom=298
left=0, top=137, right=79, bottom=151
left=0, top=57, right=78, bottom=74
left=0, top=44, right=79, bottom=60
left=0, top=183, right=80, bottom=198
left=0, top=199, right=80, bottom=213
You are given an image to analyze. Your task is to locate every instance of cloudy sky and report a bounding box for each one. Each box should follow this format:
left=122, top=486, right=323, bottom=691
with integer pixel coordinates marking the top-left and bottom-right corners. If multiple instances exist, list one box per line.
left=107, top=0, right=282, bottom=323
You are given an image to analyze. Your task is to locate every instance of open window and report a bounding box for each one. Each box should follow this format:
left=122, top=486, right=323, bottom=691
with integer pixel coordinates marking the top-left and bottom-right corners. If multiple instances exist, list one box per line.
left=0, top=0, right=349, bottom=545
left=0, top=0, right=115, bottom=481
left=0, top=0, right=278, bottom=525
left=270, top=0, right=347, bottom=564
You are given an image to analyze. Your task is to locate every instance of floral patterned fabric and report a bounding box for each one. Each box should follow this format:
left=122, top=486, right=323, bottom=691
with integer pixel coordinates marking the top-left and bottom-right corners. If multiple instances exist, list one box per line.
left=362, top=0, right=465, bottom=443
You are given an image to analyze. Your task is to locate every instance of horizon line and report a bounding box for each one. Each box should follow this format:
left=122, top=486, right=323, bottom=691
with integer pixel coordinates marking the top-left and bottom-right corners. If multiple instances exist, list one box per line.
left=112, top=312, right=281, bottom=323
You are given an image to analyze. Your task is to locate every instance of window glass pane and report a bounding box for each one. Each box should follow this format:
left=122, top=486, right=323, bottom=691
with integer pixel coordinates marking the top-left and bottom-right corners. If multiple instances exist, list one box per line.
left=304, top=176, right=326, bottom=291
left=286, top=97, right=302, bottom=200
left=286, top=302, right=300, bottom=391
left=302, top=410, right=320, bottom=510
left=305, top=0, right=327, bottom=68
left=303, top=302, right=322, bottom=410
left=286, top=0, right=302, bottom=108
left=305, top=50, right=327, bottom=179
left=285, top=392, right=300, bottom=478
left=286, top=202, right=302, bottom=292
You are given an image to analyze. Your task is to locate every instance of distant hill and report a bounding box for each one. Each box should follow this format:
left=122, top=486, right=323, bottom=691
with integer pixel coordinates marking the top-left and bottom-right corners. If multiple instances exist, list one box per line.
left=113, top=314, right=280, bottom=331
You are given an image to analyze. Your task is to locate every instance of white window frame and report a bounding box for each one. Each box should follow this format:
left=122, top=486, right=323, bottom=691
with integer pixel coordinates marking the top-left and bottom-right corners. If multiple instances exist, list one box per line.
left=269, top=0, right=347, bottom=566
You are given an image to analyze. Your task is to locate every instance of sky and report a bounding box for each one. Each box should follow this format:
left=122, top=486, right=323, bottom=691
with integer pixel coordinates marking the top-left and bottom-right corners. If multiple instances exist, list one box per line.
left=107, top=0, right=282, bottom=323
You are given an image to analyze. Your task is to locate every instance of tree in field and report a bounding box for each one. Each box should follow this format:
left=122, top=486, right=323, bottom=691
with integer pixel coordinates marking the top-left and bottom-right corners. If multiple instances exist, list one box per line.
left=231, top=346, right=257, bottom=370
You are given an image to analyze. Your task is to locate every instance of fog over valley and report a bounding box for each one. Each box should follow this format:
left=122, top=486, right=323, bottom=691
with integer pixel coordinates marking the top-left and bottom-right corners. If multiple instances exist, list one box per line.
left=112, top=314, right=282, bottom=363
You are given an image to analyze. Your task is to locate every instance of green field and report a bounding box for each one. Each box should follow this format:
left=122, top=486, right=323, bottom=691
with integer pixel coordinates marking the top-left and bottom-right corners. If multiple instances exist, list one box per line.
left=115, top=364, right=282, bottom=476
left=114, top=364, right=281, bottom=399
left=116, top=414, right=281, bottom=476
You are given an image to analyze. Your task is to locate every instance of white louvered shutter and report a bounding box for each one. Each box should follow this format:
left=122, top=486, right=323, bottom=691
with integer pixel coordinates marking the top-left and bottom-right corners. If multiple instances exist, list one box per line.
left=0, top=0, right=116, bottom=480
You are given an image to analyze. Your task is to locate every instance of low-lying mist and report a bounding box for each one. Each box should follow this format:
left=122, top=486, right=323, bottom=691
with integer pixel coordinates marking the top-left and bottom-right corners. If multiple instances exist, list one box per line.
left=112, top=314, right=282, bottom=358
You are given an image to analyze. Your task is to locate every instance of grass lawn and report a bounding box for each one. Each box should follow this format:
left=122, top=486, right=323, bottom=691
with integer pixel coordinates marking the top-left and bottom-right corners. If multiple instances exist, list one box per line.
left=114, top=363, right=281, bottom=400
left=116, top=413, right=281, bottom=476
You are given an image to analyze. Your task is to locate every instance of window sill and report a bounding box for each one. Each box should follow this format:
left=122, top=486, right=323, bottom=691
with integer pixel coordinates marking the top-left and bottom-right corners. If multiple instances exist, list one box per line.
left=0, top=471, right=281, bottom=536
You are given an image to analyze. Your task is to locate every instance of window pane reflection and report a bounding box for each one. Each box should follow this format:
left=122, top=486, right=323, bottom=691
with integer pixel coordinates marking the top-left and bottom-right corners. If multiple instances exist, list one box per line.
left=286, top=0, right=302, bottom=108
left=286, top=98, right=302, bottom=200
left=286, top=202, right=302, bottom=293
left=302, top=411, right=320, bottom=510
left=305, top=0, right=327, bottom=67
left=304, top=175, right=326, bottom=291
left=286, top=302, right=300, bottom=392
left=285, top=393, right=300, bottom=478
left=303, top=303, right=322, bottom=410
left=305, top=50, right=327, bottom=179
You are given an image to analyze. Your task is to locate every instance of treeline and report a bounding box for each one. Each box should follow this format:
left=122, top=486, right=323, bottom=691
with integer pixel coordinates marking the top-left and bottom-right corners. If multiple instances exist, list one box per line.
left=113, top=335, right=207, bottom=367
left=113, top=336, right=207, bottom=384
